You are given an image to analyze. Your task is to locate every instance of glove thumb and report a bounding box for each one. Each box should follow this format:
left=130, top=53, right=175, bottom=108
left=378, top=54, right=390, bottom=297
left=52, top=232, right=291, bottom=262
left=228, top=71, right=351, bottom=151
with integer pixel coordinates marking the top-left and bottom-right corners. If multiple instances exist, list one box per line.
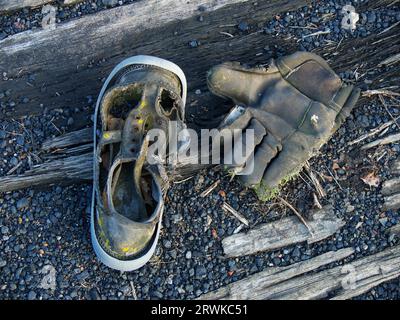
left=207, top=62, right=274, bottom=107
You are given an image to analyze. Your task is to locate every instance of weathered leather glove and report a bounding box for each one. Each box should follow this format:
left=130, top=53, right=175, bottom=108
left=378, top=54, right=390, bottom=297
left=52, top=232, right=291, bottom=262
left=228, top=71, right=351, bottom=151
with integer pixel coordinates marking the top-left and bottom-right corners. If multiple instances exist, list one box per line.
left=207, top=52, right=360, bottom=200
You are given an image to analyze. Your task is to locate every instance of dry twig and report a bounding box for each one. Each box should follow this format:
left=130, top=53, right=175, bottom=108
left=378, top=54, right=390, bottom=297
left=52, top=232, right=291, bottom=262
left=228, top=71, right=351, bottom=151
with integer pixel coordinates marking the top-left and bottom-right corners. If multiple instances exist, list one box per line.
left=313, top=193, right=323, bottom=209
left=219, top=31, right=234, bottom=38
left=304, top=162, right=326, bottom=198
left=7, top=161, right=23, bottom=175
left=200, top=180, right=220, bottom=197
left=362, top=89, right=400, bottom=97
left=324, top=166, right=343, bottom=191
left=379, top=95, right=400, bottom=131
left=130, top=281, right=138, bottom=300
left=278, top=196, right=314, bottom=237
left=300, top=29, right=330, bottom=40
left=348, top=116, right=400, bottom=146
left=222, top=202, right=249, bottom=226
left=361, top=133, right=400, bottom=150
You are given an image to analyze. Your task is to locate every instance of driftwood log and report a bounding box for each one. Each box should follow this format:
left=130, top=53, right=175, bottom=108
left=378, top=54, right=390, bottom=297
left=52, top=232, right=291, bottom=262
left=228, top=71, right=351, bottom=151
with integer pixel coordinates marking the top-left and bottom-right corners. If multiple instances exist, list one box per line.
left=222, top=205, right=345, bottom=258
left=0, top=127, right=93, bottom=192
left=382, top=158, right=400, bottom=210
left=0, top=0, right=308, bottom=123
left=0, top=0, right=50, bottom=11
left=0, top=154, right=92, bottom=193
left=383, top=194, right=400, bottom=211
left=382, top=177, right=400, bottom=196
left=0, top=0, right=399, bottom=299
left=0, top=0, right=95, bottom=12
left=390, top=158, right=400, bottom=175
left=0, top=0, right=398, bottom=192
left=41, top=127, right=92, bottom=152
left=199, top=244, right=400, bottom=300
left=0, top=0, right=398, bottom=124
left=387, top=224, right=400, bottom=238
left=0, top=126, right=207, bottom=192
left=199, top=248, right=354, bottom=299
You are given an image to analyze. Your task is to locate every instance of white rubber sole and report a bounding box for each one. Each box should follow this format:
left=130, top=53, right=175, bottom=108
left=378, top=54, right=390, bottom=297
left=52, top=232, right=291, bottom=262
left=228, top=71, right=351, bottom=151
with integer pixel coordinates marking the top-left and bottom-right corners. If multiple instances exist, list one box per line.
left=91, top=55, right=187, bottom=272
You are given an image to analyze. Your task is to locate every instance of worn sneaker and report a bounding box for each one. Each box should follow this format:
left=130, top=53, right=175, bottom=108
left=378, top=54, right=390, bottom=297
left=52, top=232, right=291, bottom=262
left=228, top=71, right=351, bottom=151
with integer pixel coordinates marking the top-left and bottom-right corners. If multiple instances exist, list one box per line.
left=91, top=56, right=187, bottom=271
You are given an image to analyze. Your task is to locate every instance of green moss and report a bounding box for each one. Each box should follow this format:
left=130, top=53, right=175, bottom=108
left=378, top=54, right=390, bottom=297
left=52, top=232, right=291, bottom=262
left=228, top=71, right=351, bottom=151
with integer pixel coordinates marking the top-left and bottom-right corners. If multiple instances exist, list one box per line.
left=252, top=165, right=305, bottom=202
left=253, top=181, right=281, bottom=202
left=222, top=160, right=309, bottom=202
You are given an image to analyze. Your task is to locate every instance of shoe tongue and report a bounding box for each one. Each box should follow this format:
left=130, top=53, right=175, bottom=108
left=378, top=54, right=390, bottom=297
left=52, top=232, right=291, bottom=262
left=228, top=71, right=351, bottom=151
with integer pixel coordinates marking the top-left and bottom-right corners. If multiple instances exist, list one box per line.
left=106, top=85, right=158, bottom=220
left=110, top=77, right=166, bottom=185
left=118, top=83, right=158, bottom=159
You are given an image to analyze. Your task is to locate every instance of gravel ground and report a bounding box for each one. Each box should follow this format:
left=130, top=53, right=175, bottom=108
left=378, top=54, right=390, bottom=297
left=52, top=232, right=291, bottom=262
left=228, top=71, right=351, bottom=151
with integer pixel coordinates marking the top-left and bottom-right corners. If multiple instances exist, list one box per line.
left=1, top=0, right=400, bottom=300
left=0, top=1, right=138, bottom=40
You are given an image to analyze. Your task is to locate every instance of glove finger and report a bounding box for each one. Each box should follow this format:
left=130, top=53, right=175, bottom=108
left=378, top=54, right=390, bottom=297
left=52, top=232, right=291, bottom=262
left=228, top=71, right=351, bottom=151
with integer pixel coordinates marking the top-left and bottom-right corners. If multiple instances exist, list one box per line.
left=228, top=118, right=266, bottom=167
left=260, top=142, right=307, bottom=192
left=207, top=62, right=271, bottom=107
left=333, top=86, right=361, bottom=131
left=239, top=133, right=282, bottom=186
left=203, top=109, right=252, bottom=164
left=332, top=84, right=354, bottom=108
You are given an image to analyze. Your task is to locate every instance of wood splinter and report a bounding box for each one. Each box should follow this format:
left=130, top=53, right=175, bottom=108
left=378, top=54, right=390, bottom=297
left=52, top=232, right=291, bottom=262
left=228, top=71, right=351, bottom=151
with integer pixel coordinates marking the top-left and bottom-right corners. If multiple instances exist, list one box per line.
left=222, top=202, right=249, bottom=226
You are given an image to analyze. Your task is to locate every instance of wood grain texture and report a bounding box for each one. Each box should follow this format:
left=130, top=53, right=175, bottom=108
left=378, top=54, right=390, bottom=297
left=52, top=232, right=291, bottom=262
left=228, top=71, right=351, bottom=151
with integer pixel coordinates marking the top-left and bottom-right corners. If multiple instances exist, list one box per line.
left=0, top=126, right=205, bottom=192
left=0, top=0, right=398, bottom=128
left=199, top=245, right=400, bottom=300
left=382, top=177, right=400, bottom=196
left=0, top=0, right=309, bottom=122
left=199, top=248, right=354, bottom=300
left=42, top=127, right=92, bottom=151
left=391, top=158, right=400, bottom=175
left=383, top=193, right=400, bottom=211
left=0, top=0, right=116, bottom=12
left=382, top=156, right=400, bottom=209
left=273, top=245, right=400, bottom=300
left=63, top=0, right=82, bottom=4
left=387, top=224, right=400, bottom=237
left=0, top=0, right=398, bottom=192
left=0, top=0, right=50, bottom=11
left=361, top=133, right=400, bottom=150
left=0, top=153, right=92, bottom=193
left=222, top=205, right=345, bottom=257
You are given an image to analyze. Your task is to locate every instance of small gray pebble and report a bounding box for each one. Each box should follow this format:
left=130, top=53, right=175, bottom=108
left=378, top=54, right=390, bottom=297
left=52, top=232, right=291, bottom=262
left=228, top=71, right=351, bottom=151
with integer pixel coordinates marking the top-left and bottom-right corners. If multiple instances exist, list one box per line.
left=28, top=291, right=37, bottom=300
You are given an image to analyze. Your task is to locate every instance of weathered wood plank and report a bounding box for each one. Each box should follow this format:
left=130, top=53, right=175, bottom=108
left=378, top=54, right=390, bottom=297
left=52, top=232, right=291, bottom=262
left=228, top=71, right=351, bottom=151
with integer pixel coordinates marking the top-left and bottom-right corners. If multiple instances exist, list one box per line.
left=331, top=273, right=400, bottom=300
left=2, top=0, right=398, bottom=123
left=222, top=205, right=345, bottom=258
left=199, top=245, right=400, bottom=300
left=63, top=0, right=82, bottom=5
left=0, top=153, right=92, bottom=193
left=0, top=125, right=207, bottom=192
left=285, top=245, right=400, bottom=300
left=0, top=0, right=50, bottom=11
left=381, top=177, right=400, bottom=196
left=390, top=158, right=400, bottom=175
left=0, top=0, right=99, bottom=12
left=199, top=248, right=354, bottom=300
left=42, top=127, right=92, bottom=151
left=387, top=224, right=400, bottom=237
left=299, top=247, right=400, bottom=300
left=383, top=193, right=400, bottom=211
left=0, top=0, right=398, bottom=192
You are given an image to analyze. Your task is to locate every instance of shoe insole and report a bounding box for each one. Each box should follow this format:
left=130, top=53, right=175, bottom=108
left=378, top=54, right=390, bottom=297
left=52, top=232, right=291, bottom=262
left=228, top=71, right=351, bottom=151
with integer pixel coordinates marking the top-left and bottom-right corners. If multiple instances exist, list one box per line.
left=112, top=162, right=148, bottom=222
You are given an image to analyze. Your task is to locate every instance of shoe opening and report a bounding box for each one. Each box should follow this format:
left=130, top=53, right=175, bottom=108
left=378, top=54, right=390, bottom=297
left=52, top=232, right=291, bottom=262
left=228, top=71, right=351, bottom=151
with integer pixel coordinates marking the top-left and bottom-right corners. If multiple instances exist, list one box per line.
left=159, top=89, right=183, bottom=121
